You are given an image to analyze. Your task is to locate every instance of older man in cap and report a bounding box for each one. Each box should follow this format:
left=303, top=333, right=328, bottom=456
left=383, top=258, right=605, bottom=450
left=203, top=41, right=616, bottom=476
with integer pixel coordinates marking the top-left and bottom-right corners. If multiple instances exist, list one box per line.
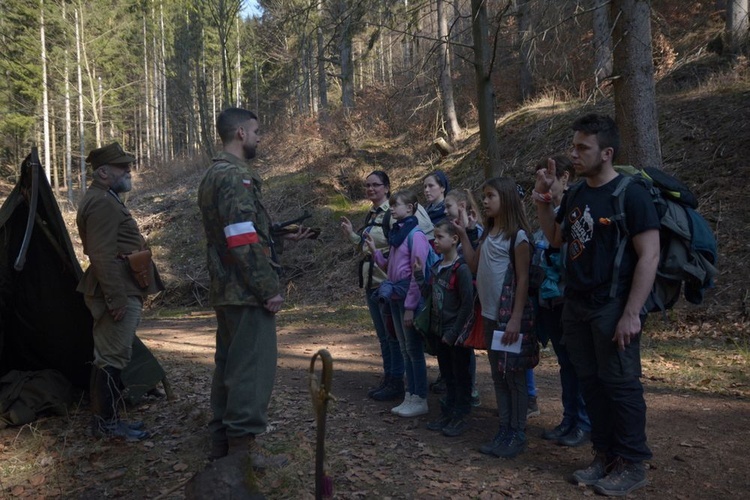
left=77, top=142, right=164, bottom=441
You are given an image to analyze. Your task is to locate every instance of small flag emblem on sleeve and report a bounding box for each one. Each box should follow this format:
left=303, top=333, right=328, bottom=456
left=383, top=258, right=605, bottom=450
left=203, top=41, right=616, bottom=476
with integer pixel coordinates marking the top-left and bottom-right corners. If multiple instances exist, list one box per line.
left=224, top=221, right=259, bottom=248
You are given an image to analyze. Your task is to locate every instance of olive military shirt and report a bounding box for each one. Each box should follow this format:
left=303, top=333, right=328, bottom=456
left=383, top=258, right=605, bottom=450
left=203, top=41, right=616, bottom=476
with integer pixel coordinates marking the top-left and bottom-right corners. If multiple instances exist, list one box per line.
left=197, top=152, right=280, bottom=307
left=76, top=177, right=163, bottom=309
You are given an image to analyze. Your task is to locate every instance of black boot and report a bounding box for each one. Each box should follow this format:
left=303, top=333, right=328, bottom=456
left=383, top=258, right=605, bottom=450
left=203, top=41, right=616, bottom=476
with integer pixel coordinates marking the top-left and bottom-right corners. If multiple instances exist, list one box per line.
left=367, top=375, right=390, bottom=398
left=372, top=375, right=404, bottom=401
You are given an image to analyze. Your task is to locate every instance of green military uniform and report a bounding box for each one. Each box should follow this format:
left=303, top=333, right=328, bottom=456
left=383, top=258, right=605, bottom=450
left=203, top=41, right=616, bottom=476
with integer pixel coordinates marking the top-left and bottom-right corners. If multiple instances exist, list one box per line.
left=77, top=176, right=164, bottom=369
left=197, top=151, right=280, bottom=440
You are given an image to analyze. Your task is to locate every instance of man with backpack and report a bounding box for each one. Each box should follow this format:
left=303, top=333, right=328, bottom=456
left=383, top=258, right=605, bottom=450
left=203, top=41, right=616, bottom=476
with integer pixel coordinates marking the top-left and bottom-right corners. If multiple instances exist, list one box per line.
left=534, top=114, right=660, bottom=496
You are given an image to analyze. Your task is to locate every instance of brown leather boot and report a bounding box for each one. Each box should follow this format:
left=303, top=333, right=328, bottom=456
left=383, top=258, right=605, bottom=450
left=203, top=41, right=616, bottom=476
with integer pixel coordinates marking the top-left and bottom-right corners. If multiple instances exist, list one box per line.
left=227, top=435, right=289, bottom=470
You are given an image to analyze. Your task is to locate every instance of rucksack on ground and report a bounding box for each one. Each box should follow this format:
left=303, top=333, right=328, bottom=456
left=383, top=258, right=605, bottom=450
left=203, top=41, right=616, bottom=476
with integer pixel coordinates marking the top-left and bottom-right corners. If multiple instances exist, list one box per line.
left=567, top=165, right=718, bottom=314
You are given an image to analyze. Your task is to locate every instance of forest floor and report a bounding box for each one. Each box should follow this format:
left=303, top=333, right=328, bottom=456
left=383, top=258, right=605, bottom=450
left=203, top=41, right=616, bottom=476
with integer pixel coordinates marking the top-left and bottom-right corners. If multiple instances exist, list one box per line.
left=1, top=305, right=749, bottom=499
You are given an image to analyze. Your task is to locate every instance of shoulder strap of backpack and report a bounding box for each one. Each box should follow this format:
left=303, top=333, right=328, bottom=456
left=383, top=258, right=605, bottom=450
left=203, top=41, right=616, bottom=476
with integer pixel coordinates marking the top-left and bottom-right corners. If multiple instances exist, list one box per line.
left=609, top=175, right=635, bottom=299
left=447, top=259, right=463, bottom=289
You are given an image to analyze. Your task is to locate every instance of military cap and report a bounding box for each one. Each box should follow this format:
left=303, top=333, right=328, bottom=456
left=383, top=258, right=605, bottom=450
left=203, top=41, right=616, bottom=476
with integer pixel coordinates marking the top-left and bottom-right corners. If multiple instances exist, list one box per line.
left=86, top=142, right=136, bottom=168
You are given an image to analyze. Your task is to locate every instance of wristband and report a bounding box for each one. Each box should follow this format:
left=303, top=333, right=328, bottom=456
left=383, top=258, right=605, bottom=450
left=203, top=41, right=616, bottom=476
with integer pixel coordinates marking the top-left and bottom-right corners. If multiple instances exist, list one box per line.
left=531, top=190, right=553, bottom=204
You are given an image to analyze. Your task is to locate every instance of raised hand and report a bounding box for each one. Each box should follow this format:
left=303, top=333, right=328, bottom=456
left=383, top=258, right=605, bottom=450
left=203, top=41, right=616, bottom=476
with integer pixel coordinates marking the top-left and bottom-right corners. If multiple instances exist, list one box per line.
left=535, top=157, right=557, bottom=195
left=339, top=216, right=353, bottom=236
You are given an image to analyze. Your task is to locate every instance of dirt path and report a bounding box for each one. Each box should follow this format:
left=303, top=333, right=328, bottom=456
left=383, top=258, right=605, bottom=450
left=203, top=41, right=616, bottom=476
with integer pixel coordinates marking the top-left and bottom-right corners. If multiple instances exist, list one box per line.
left=2, top=312, right=749, bottom=499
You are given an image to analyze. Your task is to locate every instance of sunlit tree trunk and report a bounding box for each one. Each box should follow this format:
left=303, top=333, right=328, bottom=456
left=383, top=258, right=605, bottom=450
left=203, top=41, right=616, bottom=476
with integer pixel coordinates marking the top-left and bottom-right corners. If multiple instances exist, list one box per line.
left=437, top=0, right=461, bottom=141
left=143, top=15, right=151, bottom=162
left=611, top=0, right=661, bottom=169
left=64, top=3, right=73, bottom=202
left=40, top=0, right=51, bottom=181
left=75, top=9, right=86, bottom=193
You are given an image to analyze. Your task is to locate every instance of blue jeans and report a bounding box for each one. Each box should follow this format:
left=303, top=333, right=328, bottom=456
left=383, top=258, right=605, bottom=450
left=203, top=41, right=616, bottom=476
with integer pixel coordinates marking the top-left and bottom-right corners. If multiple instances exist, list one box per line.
left=391, top=299, right=428, bottom=398
left=538, top=303, right=590, bottom=431
left=563, top=296, right=651, bottom=462
left=366, top=288, right=404, bottom=379
left=526, top=369, right=537, bottom=397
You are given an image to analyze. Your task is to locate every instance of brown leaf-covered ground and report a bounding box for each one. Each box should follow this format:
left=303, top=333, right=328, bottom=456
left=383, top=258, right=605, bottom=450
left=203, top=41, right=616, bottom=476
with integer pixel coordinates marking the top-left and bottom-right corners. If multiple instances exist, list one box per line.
left=2, top=305, right=749, bottom=499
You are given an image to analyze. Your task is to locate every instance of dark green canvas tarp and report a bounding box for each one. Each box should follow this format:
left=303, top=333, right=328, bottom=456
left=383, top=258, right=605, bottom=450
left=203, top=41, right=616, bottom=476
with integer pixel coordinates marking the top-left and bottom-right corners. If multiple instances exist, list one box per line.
left=0, top=150, right=167, bottom=418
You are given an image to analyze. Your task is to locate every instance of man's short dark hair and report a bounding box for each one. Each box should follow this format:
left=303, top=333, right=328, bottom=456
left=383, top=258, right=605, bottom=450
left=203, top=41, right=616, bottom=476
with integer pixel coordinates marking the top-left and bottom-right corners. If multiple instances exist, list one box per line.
left=572, top=113, right=620, bottom=160
left=216, top=108, right=258, bottom=144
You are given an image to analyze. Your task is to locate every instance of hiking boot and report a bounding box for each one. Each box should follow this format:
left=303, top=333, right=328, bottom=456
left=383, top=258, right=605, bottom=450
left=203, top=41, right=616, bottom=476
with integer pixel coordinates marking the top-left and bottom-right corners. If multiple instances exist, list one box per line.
left=426, top=414, right=452, bottom=431
left=571, top=451, right=611, bottom=485
left=372, top=377, right=404, bottom=401
left=442, top=417, right=469, bottom=437
left=397, top=395, right=428, bottom=417
left=593, top=457, right=647, bottom=497
left=367, top=376, right=389, bottom=398
left=479, top=426, right=509, bottom=455
left=93, top=420, right=151, bottom=442
left=527, top=396, right=540, bottom=417
left=391, top=393, right=412, bottom=414
left=557, top=427, right=591, bottom=447
left=542, top=421, right=573, bottom=441
left=492, top=430, right=527, bottom=459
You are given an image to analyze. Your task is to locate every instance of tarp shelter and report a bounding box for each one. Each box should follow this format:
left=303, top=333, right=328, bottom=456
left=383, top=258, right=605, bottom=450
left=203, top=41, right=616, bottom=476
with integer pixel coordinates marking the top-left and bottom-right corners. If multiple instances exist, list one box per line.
left=1, top=149, right=168, bottom=425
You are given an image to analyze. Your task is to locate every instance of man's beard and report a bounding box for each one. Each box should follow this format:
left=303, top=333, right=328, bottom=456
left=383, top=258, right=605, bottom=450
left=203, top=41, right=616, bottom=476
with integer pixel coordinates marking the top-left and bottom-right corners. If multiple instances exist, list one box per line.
left=111, top=177, right=132, bottom=193
left=576, top=161, right=603, bottom=179
left=243, top=143, right=257, bottom=160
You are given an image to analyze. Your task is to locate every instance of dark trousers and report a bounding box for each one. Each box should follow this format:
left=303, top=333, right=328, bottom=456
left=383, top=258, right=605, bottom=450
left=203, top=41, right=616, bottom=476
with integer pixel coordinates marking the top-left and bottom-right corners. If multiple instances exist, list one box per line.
left=483, top=319, right=528, bottom=431
left=562, top=296, right=652, bottom=463
left=538, top=302, right=590, bottom=431
left=436, top=341, right=472, bottom=416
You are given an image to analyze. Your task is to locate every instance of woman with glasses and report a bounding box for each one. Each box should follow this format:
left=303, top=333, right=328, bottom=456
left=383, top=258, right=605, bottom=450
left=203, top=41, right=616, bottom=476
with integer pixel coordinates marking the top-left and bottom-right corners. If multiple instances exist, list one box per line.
left=340, top=171, right=405, bottom=401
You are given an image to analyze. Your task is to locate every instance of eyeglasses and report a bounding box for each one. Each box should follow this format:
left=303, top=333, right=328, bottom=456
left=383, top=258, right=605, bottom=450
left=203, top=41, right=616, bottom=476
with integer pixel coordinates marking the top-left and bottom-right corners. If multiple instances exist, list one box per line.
left=364, top=183, right=384, bottom=188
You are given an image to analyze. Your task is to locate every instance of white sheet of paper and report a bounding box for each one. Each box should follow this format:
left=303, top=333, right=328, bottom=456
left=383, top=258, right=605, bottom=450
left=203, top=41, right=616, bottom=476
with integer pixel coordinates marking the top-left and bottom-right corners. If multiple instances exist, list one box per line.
left=491, top=330, right=523, bottom=354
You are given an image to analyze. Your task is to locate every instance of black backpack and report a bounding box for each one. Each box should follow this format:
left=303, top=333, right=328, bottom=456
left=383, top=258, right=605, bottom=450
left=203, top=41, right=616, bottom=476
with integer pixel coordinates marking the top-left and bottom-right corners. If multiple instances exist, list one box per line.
left=564, top=166, right=718, bottom=315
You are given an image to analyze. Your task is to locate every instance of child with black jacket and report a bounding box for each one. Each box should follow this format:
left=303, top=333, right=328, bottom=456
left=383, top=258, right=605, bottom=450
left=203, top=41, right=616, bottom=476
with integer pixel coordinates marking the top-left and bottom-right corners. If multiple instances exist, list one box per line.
left=414, top=221, right=475, bottom=436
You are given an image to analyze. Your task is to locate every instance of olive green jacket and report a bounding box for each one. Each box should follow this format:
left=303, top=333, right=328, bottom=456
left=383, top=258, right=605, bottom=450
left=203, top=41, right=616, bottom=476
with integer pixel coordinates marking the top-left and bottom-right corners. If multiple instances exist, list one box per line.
left=76, top=177, right=164, bottom=309
left=197, top=152, right=280, bottom=307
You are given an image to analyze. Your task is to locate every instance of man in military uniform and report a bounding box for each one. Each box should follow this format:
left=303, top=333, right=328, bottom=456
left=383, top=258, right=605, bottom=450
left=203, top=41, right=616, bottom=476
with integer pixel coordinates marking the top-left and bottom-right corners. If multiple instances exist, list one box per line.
left=77, top=142, right=164, bottom=441
left=198, top=108, right=313, bottom=466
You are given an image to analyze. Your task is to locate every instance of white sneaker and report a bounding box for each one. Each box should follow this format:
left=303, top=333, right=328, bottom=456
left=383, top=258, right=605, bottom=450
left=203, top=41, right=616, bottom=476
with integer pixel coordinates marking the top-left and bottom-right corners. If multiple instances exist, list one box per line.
left=391, top=393, right=412, bottom=414
left=398, top=395, right=428, bottom=417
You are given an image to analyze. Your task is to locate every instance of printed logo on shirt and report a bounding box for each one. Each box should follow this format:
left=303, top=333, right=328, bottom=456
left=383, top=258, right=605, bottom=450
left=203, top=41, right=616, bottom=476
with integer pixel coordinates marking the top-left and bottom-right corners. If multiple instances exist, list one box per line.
left=224, top=221, right=259, bottom=248
left=567, top=205, right=593, bottom=260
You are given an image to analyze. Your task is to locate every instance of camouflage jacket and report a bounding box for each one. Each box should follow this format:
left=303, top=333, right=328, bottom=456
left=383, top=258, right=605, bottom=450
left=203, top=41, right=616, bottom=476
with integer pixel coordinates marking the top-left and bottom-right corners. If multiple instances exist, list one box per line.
left=197, top=152, right=280, bottom=307
left=76, top=177, right=164, bottom=309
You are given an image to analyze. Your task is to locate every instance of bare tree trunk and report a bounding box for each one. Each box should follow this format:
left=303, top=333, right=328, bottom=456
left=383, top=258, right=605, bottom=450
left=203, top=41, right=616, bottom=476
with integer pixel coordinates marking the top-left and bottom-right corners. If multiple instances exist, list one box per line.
left=592, top=0, right=613, bottom=87
left=471, top=0, right=500, bottom=177
left=75, top=9, right=86, bottom=193
left=727, top=0, right=749, bottom=54
left=64, top=3, right=73, bottom=202
left=611, top=0, right=661, bottom=169
left=437, top=0, right=461, bottom=141
left=317, top=0, right=328, bottom=114
left=143, top=16, right=151, bottom=163
left=340, top=14, right=355, bottom=110
left=40, top=0, right=51, bottom=181
left=516, top=0, right=534, bottom=102
left=160, top=2, right=169, bottom=160
left=236, top=13, right=242, bottom=106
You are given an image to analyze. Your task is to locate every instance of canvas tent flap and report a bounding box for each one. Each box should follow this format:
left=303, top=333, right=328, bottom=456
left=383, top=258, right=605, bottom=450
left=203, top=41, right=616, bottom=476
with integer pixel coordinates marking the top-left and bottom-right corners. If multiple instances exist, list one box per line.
left=0, top=150, right=94, bottom=388
left=0, top=150, right=168, bottom=413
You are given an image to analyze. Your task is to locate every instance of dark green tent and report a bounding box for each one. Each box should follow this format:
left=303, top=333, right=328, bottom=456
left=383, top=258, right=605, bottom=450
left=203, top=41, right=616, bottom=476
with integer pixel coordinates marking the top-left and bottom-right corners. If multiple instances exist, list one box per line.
left=0, top=149, right=168, bottom=422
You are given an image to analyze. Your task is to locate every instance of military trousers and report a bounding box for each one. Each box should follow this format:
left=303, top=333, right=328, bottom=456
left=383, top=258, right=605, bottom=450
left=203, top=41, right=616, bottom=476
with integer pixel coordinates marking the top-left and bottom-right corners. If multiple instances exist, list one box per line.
left=209, top=305, right=277, bottom=440
left=84, top=294, right=143, bottom=370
